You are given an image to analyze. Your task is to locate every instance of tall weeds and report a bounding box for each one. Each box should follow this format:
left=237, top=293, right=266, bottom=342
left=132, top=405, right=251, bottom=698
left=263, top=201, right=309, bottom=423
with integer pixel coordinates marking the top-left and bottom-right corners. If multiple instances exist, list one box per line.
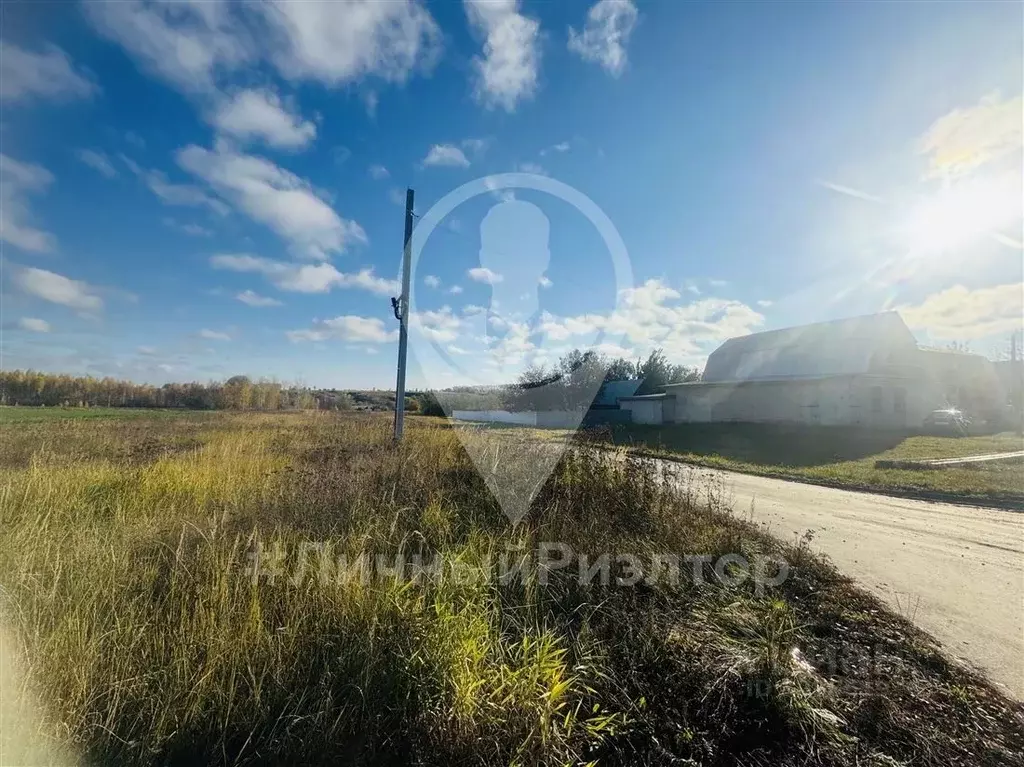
left=1, top=413, right=1020, bottom=766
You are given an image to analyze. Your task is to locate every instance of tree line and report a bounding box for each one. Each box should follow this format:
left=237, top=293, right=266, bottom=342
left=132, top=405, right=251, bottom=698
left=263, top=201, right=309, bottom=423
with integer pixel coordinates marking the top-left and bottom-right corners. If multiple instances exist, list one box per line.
left=0, top=371, right=335, bottom=411
left=419, top=348, right=701, bottom=415
left=507, top=347, right=700, bottom=410
left=2, top=349, right=699, bottom=414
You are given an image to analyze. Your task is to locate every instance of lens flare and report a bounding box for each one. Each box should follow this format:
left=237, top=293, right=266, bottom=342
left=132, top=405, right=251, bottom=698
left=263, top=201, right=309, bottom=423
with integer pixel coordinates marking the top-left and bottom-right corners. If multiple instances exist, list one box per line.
left=902, top=174, right=1021, bottom=254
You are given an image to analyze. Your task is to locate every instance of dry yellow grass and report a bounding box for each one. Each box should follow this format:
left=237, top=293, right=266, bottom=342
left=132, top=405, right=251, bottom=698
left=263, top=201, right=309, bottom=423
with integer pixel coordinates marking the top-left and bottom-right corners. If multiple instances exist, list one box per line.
left=1, top=411, right=1020, bottom=766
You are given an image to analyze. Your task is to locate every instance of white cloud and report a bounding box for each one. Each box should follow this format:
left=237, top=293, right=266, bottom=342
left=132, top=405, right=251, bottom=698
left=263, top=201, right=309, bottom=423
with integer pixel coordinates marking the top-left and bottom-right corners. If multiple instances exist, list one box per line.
left=411, top=306, right=464, bottom=343
left=424, top=274, right=441, bottom=288
left=919, top=92, right=1023, bottom=180
left=162, top=217, right=213, bottom=237
left=483, top=176, right=515, bottom=202
left=0, top=154, right=56, bottom=253
left=538, top=276, right=553, bottom=288
left=199, top=328, right=231, bottom=341
left=369, top=164, right=390, bottom=180
left=516, top=161, right=546, bottom=175
left=178, top=144, right=365, bottom=259
left=449, top=285, right=464, bottom=295
left=211, top=254, right=278, bottom=271
left=17, top=317, right=50, bottom=333
left=539, top=141, right=571, bottom=156
left=568, top=0, right=638, bottom=77
left=255, top=0, right=441, bottom=86
left=277, top=263, right=346, bottom=292
left=137, top=345, right=157, bottom=355
left=122, top=156, right=229, bottom=215
left=536, top=279, right=764, bottom=363
left=708, top=278, right=727, bottom=287
left=898, top=283, right=1024, bottom=341
left=85, top=1, right=441, bottom=102
left=288, top=327, right=327, bottom=342
left=422, top=144, right=470, bottom=168
left=341, top=268, right=401, bottom=296
left=389, top=187, right=408, bottom=206
left=211, top=88, right=316, bottom=149
left=75, top=149, right=118, bottom=178
left=484, top=319, right=535, bottom=366
left=592, top=342, right=634, bottom=359
left=464, top=0, right=540, bottom=111
left=146, top=170, right=230, bottom=214
left=364, top=90, right=379, bottom=117
left=119, top=154, right=142, bottom=175
left=332, top=146, right=352, bottom=165
left=468, top=266, right=503, bottom=284
left=461, top=137, right=491, bottom=156
left=16, top=267, right=103, bottom=312
left=214, top=253, right=324, bottom=291
left=213, top=254, right=335, bottom=293
left=287, top=315, right=397, bottom=344
left=236, top=289, right=283, bottom=307
left=211, top=253, right=398, bottom=295
left=84, top=0, right=253, bottom=94
left=0, top=41, right=97, bottom=102
left=757, top=299, right=773, bottom=308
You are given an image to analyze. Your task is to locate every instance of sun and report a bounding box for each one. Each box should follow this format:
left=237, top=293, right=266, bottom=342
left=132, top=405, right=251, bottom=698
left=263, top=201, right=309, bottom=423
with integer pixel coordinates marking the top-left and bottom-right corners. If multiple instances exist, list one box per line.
left=901, top=174, right=1022, bottom=254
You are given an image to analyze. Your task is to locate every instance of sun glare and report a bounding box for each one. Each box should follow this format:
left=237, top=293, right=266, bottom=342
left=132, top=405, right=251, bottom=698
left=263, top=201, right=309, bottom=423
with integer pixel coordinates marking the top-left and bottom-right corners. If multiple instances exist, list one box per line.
left=902, top=174, right=1022, bottom=254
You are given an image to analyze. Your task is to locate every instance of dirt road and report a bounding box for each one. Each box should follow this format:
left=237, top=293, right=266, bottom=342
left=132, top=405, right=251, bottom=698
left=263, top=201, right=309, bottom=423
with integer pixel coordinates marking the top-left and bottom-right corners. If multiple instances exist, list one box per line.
left=679, top=464, right=1024, bottom=698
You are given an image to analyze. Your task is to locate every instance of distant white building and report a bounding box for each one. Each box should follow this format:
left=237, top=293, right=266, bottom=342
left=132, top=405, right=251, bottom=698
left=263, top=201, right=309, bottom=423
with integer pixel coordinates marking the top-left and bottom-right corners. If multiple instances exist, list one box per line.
left=621, top=312, right=1005, bottom=428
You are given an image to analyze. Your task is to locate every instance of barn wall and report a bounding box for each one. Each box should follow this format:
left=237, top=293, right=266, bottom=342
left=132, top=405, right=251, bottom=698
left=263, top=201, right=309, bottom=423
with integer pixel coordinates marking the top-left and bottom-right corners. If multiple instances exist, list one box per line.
left=846, top=377, right=941, bottom=428
left=621, top=398, right=663, bottom=424
left=667, top=376, right=943, bottom=427
left=538, top=410, right=587, bottom=428
left=451, top=410, right=537, bottom=426
left=672, top=381, right=808, bottom=424
left=450, top=410, right=589, bottom=428
left=663, top=396, right=676, bottom=423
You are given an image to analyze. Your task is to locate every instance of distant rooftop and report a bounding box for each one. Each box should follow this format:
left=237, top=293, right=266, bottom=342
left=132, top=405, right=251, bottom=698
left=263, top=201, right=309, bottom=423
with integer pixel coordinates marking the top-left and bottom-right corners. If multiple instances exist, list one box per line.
left=593, top=378, right=642, bottom=407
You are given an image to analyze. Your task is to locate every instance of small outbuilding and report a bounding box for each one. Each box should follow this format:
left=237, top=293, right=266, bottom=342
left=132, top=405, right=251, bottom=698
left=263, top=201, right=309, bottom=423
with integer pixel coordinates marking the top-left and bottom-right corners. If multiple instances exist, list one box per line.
left=619, top=393, right=673, bottom=424
left=591, top=379, right=643, bottom=409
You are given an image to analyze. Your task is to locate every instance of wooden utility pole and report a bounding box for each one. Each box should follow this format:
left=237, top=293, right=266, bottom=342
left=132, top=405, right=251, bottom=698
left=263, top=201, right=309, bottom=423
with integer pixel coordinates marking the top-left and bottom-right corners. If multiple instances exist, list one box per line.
left=392, top=188, right=414, bottom=441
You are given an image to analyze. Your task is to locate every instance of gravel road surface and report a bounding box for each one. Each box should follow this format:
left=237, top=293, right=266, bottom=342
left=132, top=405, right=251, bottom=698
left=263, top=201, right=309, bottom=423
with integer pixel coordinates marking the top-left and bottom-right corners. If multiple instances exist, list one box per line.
left=682, top=465, right=1024, bottom=698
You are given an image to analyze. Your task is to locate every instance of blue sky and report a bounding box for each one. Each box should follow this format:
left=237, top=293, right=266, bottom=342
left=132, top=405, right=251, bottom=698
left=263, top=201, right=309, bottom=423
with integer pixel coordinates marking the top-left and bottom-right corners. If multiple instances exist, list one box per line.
left=1, top=0, right=1021, bottom=389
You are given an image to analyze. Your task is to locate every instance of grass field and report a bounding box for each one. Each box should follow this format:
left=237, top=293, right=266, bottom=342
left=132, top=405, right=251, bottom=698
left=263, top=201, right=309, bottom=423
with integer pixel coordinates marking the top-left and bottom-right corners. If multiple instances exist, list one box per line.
left=573, top=423, right=1024, bottom=505
left=1, top=410, right=1021, bottom=766
left=0, top=405, right=198, bottom=423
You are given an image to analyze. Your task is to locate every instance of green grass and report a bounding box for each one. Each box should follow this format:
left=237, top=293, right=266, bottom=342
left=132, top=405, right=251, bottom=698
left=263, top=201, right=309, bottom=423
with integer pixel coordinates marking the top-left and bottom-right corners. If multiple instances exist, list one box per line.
left=1, top=412, right=1021, bottom=766
left=870, top=433, right=1024, bottom=460
left=0, top=405, right=197, bottom=423
left=577, top=423, right=1024, bottom=505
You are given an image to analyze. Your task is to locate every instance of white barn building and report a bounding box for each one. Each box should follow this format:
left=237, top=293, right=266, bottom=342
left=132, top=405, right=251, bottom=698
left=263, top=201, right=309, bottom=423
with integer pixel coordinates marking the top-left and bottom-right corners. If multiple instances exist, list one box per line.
left=622, top=312, right=1001, bottom=428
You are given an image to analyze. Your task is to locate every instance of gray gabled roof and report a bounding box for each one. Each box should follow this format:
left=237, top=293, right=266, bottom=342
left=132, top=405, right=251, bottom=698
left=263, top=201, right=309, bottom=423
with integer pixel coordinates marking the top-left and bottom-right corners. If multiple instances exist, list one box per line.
left=703, top=312, right=917, bottom=383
